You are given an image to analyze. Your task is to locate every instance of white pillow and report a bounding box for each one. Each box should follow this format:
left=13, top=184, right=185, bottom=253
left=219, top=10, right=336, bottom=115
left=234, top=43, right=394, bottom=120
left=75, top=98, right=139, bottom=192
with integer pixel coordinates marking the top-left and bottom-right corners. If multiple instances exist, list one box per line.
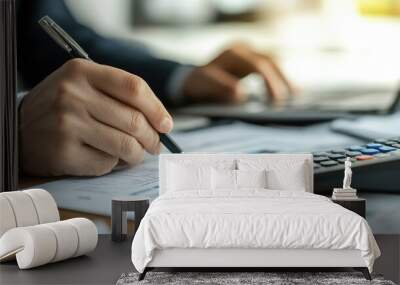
left=167, top=163, right=211, bottom=191
left=238, top=159, right=309, bottom=192
left=267, top=167, right=307, bottom=192
left=166, top=159, right=236, bottom=192
left=236, top=169, right=267, bottom=189
left=211, top=169, right=267, bottom=191
left=211, top=169, right=236, bottom=190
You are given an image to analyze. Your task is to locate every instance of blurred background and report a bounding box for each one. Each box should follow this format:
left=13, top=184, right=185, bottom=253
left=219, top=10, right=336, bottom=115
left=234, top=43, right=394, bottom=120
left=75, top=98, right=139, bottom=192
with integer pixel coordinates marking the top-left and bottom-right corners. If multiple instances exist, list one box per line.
left=65, top=0, right=400, bottom=91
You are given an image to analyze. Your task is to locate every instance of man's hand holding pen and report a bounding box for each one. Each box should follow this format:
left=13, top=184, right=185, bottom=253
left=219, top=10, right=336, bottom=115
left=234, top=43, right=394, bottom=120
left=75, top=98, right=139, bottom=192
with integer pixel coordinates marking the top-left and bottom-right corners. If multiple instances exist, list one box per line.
left=20, top=59, right=174, bottom=176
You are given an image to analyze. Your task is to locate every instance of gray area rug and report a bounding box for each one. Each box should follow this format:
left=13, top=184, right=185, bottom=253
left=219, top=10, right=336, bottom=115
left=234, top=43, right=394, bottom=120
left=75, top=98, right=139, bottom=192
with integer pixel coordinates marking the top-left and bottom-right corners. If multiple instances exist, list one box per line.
left=117, top=272, right=395, bottom=285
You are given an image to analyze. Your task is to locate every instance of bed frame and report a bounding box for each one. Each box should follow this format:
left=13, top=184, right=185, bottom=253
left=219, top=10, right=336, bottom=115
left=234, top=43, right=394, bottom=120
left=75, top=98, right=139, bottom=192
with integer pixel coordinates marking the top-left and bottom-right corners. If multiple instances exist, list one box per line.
left=138, top=154, right=372, bottom=281
left=139, top=248, right=370, bottom=280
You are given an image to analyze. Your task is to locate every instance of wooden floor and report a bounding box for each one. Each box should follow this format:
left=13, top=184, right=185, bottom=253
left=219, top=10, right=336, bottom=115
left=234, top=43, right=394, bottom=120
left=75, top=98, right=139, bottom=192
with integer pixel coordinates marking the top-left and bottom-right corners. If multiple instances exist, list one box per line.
left=0, top=235, right=398, bottom=284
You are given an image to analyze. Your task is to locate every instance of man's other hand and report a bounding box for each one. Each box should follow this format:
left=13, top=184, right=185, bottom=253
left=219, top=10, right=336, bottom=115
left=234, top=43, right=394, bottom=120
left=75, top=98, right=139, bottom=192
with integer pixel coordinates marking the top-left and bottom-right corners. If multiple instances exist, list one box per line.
left=183, top=43, right=295, bottom=103
left=20, top=59, right=173, bottom=176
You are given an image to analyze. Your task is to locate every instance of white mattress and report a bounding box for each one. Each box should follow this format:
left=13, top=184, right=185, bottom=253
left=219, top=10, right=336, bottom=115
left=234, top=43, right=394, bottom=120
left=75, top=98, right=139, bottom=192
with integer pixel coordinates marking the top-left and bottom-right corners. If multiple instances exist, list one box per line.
left=131, top=190, right=380, bottom=273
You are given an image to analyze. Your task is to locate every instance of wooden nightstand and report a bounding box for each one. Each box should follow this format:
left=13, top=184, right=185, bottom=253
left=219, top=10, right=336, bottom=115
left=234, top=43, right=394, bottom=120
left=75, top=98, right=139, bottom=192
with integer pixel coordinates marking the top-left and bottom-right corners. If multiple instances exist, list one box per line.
left=331, top=198, right=366, bottom=218
left=111, top=197, right=150, bottom=242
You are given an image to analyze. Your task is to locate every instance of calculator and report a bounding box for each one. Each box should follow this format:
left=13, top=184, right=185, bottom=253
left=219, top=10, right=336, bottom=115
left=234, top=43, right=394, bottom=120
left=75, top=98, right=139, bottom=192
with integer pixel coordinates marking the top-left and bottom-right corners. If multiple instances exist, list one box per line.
left=314, top=137, right=400, bottom=194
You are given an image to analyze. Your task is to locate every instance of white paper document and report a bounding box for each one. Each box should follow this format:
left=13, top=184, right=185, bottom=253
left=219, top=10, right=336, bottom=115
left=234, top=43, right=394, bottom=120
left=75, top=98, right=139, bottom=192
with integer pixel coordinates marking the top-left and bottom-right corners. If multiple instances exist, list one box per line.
left=34, top=122, right=363, bottom=216
left=331, top=112, right=400, bottom=140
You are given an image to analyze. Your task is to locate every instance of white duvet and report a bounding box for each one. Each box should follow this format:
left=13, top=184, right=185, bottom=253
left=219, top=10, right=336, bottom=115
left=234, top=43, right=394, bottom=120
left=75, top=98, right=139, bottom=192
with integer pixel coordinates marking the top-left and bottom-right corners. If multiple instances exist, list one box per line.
left=131, top=190, right=380, bottom=273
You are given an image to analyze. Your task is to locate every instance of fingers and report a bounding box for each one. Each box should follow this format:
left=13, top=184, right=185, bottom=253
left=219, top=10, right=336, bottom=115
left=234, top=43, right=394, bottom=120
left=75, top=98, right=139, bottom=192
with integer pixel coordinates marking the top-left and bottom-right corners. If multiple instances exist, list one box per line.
left=83, top=62, right=173, bottom=133
left=255, top=60, right=289, bottom=101
left=256, top=53, right=297, bottom=96
left=80, top=118, right=145, bottom=166
left=49, top=136, right=118, bottom=177
left=212, top=46, right=293, bottom=100
left=228, top=50, right=287, bottom=100
left=199, top=67, right=246, bottom=103
left=86, top=90, right=161, bottom=155
left=68, top=146, right=119, bottom=177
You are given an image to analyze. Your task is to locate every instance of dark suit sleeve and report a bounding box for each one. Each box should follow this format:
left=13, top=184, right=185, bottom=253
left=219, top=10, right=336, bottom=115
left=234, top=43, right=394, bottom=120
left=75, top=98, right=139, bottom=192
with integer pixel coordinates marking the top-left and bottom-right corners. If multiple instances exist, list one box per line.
left=17, top=0, right=182, bottom=104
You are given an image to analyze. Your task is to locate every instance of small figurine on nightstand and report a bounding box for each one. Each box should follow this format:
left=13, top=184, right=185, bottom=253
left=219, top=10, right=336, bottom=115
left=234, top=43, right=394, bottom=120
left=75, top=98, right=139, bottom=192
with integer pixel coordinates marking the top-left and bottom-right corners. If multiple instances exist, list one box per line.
left=343, top=157, right=354, bottom=190
left=332, top=157, right=358, bottom=200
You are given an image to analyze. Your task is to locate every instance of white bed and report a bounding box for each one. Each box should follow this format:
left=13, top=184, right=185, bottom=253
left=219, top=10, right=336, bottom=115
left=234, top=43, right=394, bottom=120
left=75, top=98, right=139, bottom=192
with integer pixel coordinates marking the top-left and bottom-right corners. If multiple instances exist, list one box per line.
left=131, top=154, right=380, bottom=280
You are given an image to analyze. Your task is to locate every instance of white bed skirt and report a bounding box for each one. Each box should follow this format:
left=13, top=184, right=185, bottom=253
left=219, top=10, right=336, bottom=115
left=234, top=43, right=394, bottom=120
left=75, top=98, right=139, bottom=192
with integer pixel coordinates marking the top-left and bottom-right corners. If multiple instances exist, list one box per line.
left=148, top=248, right=366, bottom=268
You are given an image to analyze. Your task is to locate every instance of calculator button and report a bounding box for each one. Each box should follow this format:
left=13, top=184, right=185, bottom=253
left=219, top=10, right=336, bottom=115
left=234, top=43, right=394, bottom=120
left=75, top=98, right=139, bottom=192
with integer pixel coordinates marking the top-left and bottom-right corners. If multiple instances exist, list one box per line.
left=356, top=155, right=375, bottom=161
left=328, top=154, right=346, bottom=160
left=390, top=150, right=400, bottom=156
left=378, top=146, right=397, bottom=153
left=348, top=146, right=363, bottom=151
left=337, top=158, right=347, bottom=163
left=331, top=150, right=346, bottom=154
left=314, top=164, right=321, bottom=169
left=313, top=152, right=329, bottom=157
left=360, top=148, right=380, bottom=155
left=320, top=160, right=338, bottom=167
left=392, top=144, right=400, bottom=148
left=383, top=141, right=399, bottom=147
left=374, top=138, right=388, bottom=143
left=346, top=151, right=362, bottom=157
left=314, top=156, right=330, bottom=162
left=366, top=143, right=383, bottom=149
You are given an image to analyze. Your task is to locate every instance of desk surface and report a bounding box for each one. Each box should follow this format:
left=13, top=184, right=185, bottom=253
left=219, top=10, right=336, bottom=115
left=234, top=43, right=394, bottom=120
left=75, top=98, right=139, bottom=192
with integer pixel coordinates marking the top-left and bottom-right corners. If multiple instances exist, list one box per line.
left=1, top=235, right=399, bottom=285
